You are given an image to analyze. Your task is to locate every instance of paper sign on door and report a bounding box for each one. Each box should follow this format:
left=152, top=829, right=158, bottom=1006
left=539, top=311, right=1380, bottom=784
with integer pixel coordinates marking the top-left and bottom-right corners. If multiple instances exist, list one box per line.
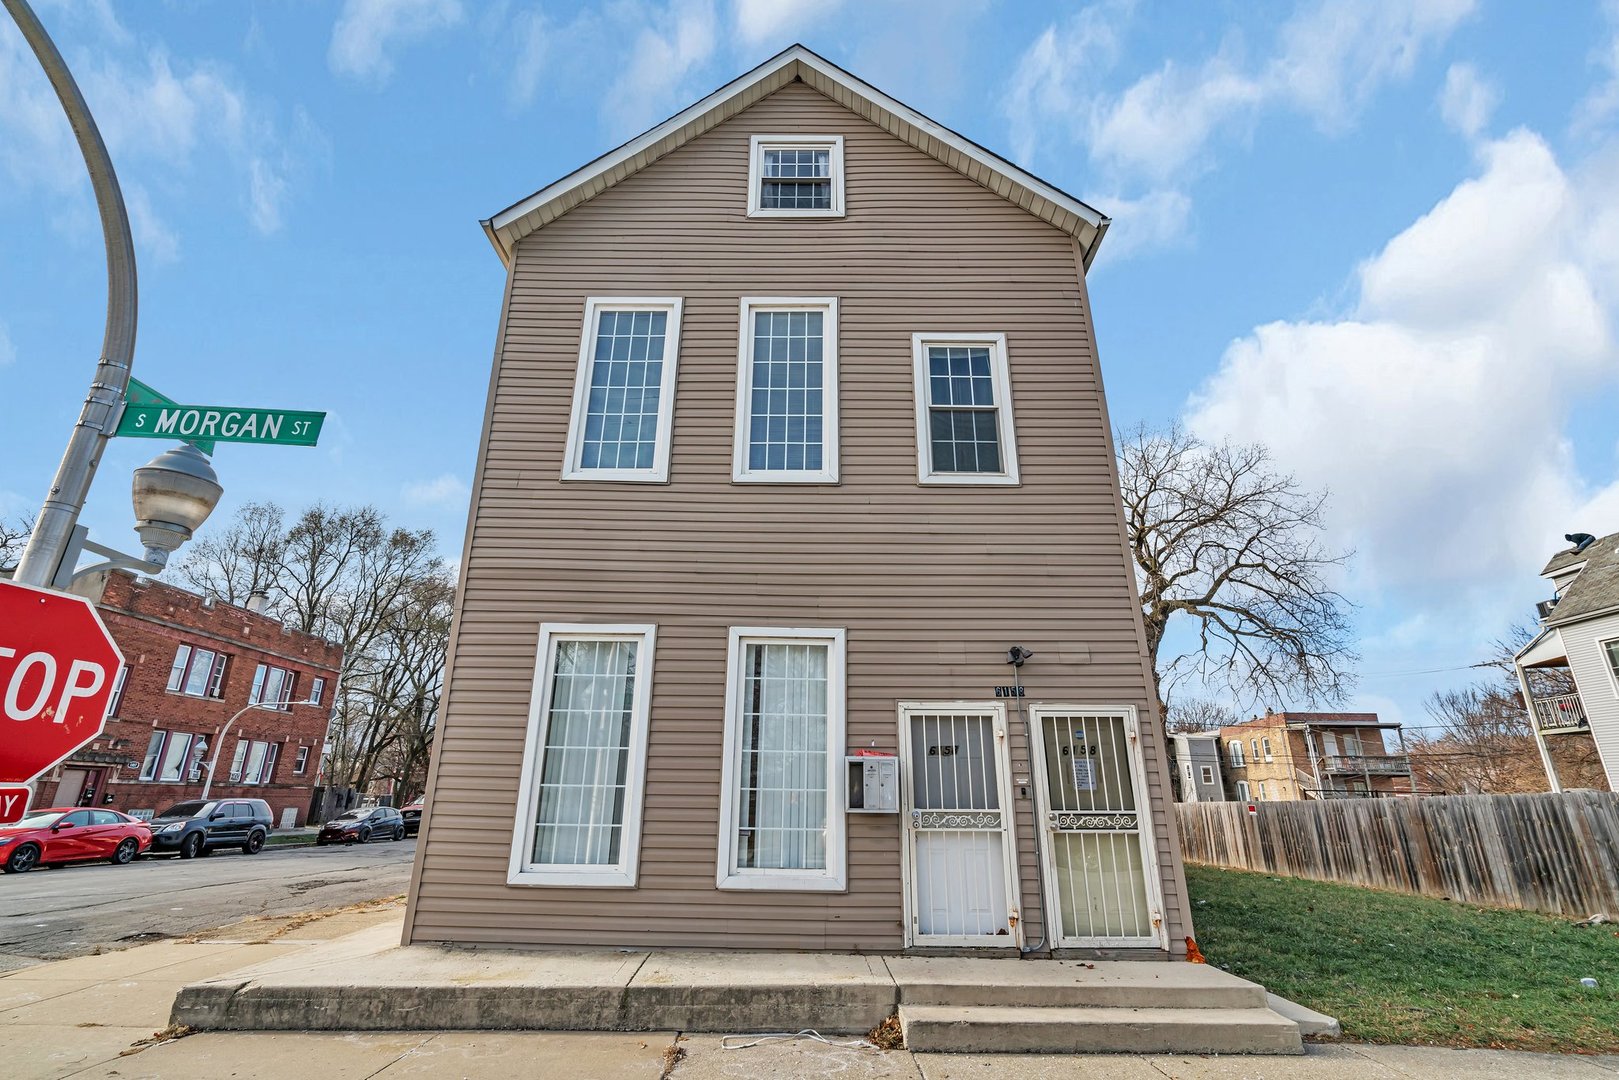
left=1072, top=757, right=1096, bottom=791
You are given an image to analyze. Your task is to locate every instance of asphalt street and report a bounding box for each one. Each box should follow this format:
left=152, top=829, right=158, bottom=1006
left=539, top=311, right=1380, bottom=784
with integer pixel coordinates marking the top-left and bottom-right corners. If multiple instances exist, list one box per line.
left=0, top=838, right=416, bottom=970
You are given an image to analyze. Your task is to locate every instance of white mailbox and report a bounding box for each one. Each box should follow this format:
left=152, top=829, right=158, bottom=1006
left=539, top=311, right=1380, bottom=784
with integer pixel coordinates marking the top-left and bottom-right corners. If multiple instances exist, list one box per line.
left=847, top=754, right=899, bottom=813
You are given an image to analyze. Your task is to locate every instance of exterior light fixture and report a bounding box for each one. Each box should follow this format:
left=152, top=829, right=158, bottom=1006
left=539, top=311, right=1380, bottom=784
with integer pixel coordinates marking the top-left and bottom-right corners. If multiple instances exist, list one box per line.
left=130, top=444, right=223, bottom=566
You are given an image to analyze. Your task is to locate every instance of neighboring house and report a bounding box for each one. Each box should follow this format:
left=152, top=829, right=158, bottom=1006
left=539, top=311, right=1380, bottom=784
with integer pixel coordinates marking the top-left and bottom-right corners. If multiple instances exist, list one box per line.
left=405, top=46, right=1192, bottom=959
left=1515, top=532, right=1619, bottom=791
left=1167, top=733, right=1226, bottom=802
left=1218, top=711, right=1413, bottom=801
left=31, top=570, right=341, bottom=829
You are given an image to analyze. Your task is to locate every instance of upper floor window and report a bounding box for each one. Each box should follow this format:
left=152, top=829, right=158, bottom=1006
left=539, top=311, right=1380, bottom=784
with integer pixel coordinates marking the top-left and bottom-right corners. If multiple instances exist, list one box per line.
left=911, top=334, right=1019, bottom=485
left=563, top=298, right=683, bottom=483
left=747, top=135, right=844, bottom=218
left=167, top=645, right=227, bottom=699
left=1229, top=740, right=1245, bottom=768
left=1200, top=765, right=1215, bottom=785
left=249, top=663, right=297, bottom=710
left=108, top=665, right=129, bottom=717
left=309, top=677, right=326, bottom=707
left=1602, top=638, right=1619, bottom=691
left=733, top=298, right=839, bottom=483
left=294, top=745, right=311, bottom=774
left=1261, top=737, right=1274, bottom=762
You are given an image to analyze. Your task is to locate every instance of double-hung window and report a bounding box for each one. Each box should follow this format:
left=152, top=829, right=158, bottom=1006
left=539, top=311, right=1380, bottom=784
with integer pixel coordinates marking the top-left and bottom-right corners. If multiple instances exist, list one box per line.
left=1601, top=638, right=1619, bottom=692
left=717, top=627, right=846, bottom=891
left=168, top=645, right=227, bottom=698
left=294, top=746, right=311, bottom=774
left=1229, top=741, right=1245, bottom=768
left=249, top=663, right=297, bottom=709
left=911, top=334, right=1019, bottom=484
left=747, top=135, right=844, bottom=217
left=1236, top=780, right=1251, bottom=801
left=563, top=298, right=683, bottom=483
left=509, top=624, right=656, bottom=887
left=733, top=298, right=839, bottom=483
left=1200, top=765, right=1215, bottom=785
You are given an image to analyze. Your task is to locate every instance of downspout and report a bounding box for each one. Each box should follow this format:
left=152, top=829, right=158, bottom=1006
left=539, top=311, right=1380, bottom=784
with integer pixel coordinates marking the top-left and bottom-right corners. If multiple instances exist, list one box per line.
left=1008, top=653, right=1046, bottom=956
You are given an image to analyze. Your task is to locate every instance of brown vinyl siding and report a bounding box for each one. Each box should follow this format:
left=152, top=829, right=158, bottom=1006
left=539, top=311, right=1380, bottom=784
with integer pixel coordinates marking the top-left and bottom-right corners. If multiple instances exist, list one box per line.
left=406, top=80, right=1191, bottom=954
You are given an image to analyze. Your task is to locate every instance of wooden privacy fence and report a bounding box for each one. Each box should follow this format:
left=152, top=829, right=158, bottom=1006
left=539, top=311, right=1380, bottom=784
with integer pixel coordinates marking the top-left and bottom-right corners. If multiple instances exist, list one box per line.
left=1176, top=791, right=1619, bottom=916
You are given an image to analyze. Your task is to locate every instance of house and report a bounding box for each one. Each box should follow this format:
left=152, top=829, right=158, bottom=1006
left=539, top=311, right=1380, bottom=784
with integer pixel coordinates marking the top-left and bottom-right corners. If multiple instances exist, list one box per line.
left=1218, top=710, right=1413, bottom=801
left=403, top=45, right=1192, bottom=960
left=30, top=569, right=341, bottom=829
left=1514, top=531, right=1619, bottom=791
left=1167, top=732, right=1226, bottom=802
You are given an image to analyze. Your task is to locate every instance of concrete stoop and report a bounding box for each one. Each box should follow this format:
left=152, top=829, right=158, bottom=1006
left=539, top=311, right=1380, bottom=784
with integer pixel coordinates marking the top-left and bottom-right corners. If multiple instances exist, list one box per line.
left=170, top=923, right=1308, bottom=1055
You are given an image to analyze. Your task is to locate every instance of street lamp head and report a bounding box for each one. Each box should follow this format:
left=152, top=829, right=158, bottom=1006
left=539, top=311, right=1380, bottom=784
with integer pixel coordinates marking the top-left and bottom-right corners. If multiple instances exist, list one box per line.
left=131, top=444, right=223, bottom=566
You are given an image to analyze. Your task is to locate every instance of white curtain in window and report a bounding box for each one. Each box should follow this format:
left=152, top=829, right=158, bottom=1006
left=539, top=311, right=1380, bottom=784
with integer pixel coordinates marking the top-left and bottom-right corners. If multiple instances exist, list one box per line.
left=158, top=733, right=193, bottom=781
left=531, top=640, right=638, bottom=866
left=244, top=742, right=269, bottom=785
left=139, top=732, right=165, bottom=780
left=736, top=642, right=828, bottom=871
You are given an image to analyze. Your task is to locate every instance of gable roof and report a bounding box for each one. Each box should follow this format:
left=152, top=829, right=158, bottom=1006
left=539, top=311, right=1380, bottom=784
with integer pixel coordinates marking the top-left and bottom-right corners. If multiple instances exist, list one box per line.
left=1541, top=531, right=1619, bottom=627
left=482, top=44, right=1110, bottom=268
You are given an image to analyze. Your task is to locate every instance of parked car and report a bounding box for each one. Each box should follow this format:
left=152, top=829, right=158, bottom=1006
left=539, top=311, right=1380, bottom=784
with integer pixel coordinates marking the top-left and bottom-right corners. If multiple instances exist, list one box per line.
left=0, top=808, right=152, bottom=874
left=400, top=800, right=424, bottom=837
left=148, top=799, right=273, bottom=858
left=317, top=806, right=405, bottom=845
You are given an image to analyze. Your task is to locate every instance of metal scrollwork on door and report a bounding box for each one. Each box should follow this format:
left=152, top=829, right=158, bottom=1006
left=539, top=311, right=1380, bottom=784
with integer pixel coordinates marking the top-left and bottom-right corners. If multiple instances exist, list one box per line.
left=1048, top=811, right=1137, bottom=831
left=913, top=810, right=1002, bottom=830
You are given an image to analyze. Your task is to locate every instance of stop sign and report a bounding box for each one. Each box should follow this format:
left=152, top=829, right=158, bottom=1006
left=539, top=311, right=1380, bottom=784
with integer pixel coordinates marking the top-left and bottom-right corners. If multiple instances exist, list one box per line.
left=0, top=580, right=124, bottom=786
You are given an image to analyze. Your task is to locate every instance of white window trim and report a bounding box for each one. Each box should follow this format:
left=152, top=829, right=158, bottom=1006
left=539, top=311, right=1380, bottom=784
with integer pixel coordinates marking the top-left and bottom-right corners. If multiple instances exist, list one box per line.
left=507, top=623, right=657, bottom=888
left=1229, top=742, right=1245, bottom=768
left=910, top=332, right=1020, bottom=485
left=1599, top=636, right=1619, bottom=697
left=746, top=134, right=845, bottom=218
left=717, top=626, right=847, bottom=891
left=1200, top=765, right=1215, bottom=785
left=1236, top=780, right=1251, bottom=801
left=562, top=297, right=684, bottom=484
left=732, top=297, right=840, bottom=484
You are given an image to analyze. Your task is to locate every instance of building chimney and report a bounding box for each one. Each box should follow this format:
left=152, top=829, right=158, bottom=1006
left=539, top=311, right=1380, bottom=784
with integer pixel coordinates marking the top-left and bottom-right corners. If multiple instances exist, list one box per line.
left=246, top=590, right=270, bottom=614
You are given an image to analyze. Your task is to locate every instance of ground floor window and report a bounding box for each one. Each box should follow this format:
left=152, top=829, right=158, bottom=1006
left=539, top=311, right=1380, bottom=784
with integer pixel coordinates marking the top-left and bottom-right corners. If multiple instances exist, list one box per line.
left=508, top=624, right=655, bottom=887
left=717, top=627, right=846, bottom=891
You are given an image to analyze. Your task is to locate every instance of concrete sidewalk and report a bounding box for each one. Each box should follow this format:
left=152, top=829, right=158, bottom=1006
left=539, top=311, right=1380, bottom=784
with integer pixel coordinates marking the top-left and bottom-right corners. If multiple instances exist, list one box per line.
left=3, top=907, right=1618, bottom=1079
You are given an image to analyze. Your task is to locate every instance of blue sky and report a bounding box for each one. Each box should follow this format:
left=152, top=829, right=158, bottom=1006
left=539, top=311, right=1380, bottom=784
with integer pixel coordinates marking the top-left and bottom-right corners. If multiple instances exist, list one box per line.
left=4, top=0, right=1619, bottom=734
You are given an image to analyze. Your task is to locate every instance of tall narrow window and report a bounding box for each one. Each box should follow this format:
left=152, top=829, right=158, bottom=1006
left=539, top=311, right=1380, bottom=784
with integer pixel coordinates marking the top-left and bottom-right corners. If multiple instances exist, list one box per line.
left=108, top=666, right=129, bottom=717
left=158, top=732, right=194, bottom=782
left=139, top=732, right=165, bottom=781
left=911, top=334, right=1019, bottom=484
left=562, top=298, right=683, bottom=483
left=508, top=624, right=656, bottom=887
left=309, top=677, right=326, bottom=706
left=717, top=627, right=846, bottom=891
left=747, top=135, right=844, bottom=218
left=733, top=298, right=839, bottom=483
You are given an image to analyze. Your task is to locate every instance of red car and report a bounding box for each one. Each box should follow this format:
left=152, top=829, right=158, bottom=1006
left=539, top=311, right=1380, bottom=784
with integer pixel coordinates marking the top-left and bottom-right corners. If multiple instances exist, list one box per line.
left=0, top=807, right=152, bottom=874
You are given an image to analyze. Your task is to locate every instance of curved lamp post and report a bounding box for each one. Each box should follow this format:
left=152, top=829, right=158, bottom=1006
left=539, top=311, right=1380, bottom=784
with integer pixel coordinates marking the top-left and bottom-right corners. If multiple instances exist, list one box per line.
left=199, top=692, right=319, bottom=801
left=5, top=0, right=139, bottom=588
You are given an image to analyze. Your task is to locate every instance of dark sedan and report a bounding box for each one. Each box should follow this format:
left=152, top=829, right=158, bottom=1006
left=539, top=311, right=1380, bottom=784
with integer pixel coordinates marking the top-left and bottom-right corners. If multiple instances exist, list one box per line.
left=316, top=806, right=405, bottom=845
left=400, top=800, right=424, bottom=837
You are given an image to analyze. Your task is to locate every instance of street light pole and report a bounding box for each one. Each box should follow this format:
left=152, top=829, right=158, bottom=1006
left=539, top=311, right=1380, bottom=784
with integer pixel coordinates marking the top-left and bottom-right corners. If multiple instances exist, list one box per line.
left=200, top=696, right=316, bottom=801
left=5, top=0, right=138, bottom=587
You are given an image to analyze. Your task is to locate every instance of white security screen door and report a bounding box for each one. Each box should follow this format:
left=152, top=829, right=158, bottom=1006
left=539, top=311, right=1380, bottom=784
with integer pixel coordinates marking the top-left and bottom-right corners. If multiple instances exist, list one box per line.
left=1031, top=708, right=1162, bottom=948
left=900, top=703, right=1020, bottom=948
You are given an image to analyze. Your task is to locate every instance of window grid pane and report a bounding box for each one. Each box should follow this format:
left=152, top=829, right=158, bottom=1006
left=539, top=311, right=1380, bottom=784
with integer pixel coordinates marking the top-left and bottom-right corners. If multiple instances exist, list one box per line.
left=736, top=642, right=829, bottom=871
left=747, top=310, right=825, bottom=473
left=580, top=310, right=667, bottom=472
left=532, top=640, right=638, bottom=867
left=761, top=149, right=831, bottom=210
left=926, top=346, right=1002, bottom=474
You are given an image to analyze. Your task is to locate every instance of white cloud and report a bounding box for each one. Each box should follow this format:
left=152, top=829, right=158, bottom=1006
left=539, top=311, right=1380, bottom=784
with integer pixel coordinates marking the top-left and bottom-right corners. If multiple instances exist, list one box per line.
left=507, top=7, right=548, bottom=107
left=329, top=0, right=464, bottom=85
left=603, top=0, right=718, bottom=135
left=1439, top=63, right=1499, bottom=139
left=0, top=321, right=15, bottom=366
left=1187, top=129, right=1619, bottom=607
left=1087, top=189, right=1191, bottom=260
left=1576, top=0, right=1619, bottom=135
left=125, top=184, right=179, bottom=264
left=1005, top=0, right=1475, bottom=259
left=733, top=0, right=843, bottom=47
left=404, top=473, right=470, bottom=507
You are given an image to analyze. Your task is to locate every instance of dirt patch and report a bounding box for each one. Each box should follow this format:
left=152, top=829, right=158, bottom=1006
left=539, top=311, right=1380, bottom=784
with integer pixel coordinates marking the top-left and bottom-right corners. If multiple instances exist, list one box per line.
left=867, top=1012, right=904, bottom=1050
left=180, top=896, right=404, bottom=945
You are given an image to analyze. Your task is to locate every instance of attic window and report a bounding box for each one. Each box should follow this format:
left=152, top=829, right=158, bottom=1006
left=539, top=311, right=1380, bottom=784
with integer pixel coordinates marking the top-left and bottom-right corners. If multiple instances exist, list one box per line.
left=748, top=135, right=844, bottom=218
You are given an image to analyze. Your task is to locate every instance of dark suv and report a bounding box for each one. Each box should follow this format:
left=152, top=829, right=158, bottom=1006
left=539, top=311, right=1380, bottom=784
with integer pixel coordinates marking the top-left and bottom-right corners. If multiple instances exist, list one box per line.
left=149, top=799, right=273, bottom=858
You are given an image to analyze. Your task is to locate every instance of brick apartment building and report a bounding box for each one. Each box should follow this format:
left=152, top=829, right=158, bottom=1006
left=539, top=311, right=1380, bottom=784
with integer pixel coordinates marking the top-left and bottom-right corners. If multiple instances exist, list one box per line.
left=1219, top=710, right=1415, bottom=801
left=30, top=570, right=342, bottom=829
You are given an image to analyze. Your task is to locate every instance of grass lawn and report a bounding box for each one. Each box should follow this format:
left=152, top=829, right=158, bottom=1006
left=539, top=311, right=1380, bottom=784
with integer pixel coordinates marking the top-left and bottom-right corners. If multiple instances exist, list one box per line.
left=1186, top=864, right=1619, bottom=1053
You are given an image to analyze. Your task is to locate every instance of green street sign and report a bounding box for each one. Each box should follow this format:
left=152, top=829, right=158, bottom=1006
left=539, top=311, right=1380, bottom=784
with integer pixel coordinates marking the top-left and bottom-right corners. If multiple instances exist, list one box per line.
left=116, top=398, right=324, bottom=447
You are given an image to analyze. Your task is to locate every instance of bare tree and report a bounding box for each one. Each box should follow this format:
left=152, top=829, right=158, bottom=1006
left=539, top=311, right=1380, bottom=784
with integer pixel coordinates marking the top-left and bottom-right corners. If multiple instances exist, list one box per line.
left=1117, top=423, right=1356, bottom=710
left=176, top=502, right=285, bottom=604
left=1164, top=697, right=1238, bottom=733
left=1, top=514, right=35, bottom=574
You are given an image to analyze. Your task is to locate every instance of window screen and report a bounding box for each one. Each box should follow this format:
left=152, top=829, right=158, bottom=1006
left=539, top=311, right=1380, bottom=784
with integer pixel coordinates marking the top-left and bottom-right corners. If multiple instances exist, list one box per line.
left=735, top=642, right=829, bottom=871
left=580, top=311, right=668, bottom=472
left=531, top=640, right=639, bottom=866
left=926, top=345, right=1002, bottom=473
left=761, top=148, right=831, bottom=210
left=747, top=310, right=824, bottom=473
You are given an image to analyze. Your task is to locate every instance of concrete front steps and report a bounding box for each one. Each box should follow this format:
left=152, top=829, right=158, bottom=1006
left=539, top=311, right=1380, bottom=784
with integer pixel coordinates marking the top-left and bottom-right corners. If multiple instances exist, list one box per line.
left=886, top=958, right=1304, bottom=1055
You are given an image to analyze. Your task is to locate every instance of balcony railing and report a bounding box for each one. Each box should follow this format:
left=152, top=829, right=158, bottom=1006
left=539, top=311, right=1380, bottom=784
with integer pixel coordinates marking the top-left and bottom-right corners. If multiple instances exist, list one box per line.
left=1533, top=693, right=1589, bottom=732
left=1321, top=754, right=1412, bottom=776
